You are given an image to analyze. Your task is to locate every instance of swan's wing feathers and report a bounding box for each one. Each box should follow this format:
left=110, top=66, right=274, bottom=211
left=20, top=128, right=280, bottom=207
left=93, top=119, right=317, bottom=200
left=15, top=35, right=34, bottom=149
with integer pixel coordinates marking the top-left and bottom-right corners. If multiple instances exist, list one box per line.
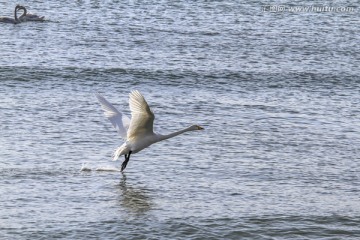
left=96, top=93, right=130, bottom=139
left=127, top=90, right=155, bottom=138
left=129, top=90, right=153, bottom=115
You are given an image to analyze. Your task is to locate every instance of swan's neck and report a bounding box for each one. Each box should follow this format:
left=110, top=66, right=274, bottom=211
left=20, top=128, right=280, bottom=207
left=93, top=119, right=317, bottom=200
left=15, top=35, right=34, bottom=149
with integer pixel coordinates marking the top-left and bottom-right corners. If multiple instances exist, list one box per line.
left=20, top=8, right=27, bottom=18
left=156, top=126, right=194, bottom=142
left=14, top=7, right=18, bottom=21
left=15, top=6, right=26, bottom=21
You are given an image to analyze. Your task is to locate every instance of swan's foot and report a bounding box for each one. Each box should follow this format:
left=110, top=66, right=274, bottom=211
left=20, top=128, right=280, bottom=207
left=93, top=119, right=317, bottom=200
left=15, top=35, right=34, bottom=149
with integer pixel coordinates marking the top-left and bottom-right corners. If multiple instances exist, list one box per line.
left=121, top=151, right=132, bottom=172
left=121, top=158, right=129, bottom=172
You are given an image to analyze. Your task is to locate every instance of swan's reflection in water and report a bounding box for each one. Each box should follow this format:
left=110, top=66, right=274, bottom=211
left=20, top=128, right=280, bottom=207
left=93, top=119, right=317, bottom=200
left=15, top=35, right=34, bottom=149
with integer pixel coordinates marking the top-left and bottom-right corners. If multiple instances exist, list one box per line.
left=117, top=173, right=153, bottom=214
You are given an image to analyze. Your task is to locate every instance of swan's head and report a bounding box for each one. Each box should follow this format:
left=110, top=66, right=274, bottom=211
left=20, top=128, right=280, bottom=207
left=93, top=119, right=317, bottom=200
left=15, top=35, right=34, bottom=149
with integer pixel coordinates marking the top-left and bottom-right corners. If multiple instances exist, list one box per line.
left=16, top=5, right=25, bottom=10
left=189, top=125, right=204, bottom=131
left=15, top=5, right=26, bottom=14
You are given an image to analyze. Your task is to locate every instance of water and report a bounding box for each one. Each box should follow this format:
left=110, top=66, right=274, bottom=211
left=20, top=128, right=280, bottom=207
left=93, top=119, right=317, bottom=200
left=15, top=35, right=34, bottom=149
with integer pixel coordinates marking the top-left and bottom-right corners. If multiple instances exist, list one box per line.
left=1, top=0, right=360, bottom=239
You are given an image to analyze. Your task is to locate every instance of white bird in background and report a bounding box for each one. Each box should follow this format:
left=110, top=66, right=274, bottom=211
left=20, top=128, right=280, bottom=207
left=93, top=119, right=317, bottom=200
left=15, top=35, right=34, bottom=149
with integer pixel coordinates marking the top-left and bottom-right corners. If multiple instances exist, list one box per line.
left=17, top=5, right=45, bottom=22
left=96, top=90, right=204, bottom=172
left=0, top=5, right=24, bottom=24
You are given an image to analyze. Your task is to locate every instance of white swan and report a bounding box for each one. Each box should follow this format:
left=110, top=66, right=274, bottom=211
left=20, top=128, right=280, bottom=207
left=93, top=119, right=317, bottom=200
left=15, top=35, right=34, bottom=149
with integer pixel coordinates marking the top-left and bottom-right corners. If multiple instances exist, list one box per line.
left=0, top=5, right=23, bottom=24
left=96, top=90, right=204, bottom=172
left=17, top=5, right=45, bottom=22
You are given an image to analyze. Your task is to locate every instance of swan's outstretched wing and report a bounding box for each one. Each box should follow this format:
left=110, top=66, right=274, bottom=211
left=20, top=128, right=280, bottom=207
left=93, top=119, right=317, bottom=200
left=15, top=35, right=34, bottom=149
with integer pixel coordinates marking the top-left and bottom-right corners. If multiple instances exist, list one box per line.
left=127, top=90, right=155, bottom=139
left=96, top=93, right=130, bottom=140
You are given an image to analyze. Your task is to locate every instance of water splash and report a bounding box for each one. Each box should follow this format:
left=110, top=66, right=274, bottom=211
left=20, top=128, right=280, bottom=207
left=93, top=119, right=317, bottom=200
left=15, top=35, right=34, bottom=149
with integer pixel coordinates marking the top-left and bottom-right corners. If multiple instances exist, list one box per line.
left=80, top=163, right=120, bottom=172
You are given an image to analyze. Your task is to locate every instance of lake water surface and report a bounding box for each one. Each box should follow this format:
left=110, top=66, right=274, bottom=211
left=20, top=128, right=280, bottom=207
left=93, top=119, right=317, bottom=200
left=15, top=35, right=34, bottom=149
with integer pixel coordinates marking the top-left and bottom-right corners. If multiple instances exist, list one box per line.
left=1, top=1, right=359, bottom=239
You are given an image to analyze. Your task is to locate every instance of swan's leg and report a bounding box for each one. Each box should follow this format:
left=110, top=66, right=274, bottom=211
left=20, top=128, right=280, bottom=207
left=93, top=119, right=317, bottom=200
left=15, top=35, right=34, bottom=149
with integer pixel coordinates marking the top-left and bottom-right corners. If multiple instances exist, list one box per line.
left=121, top=151, right=132, bottom=172
left=121, top=155, right=128, bottom=171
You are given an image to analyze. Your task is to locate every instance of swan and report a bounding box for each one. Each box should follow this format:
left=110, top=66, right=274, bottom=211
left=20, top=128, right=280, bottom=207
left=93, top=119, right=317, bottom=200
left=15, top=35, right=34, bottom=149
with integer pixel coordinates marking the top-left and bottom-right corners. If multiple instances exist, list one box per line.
left=17, top=5, right=45, bottom=22
left=0, top=5, right=23, bottom=24
left=96, top=90, right=204, bottom=172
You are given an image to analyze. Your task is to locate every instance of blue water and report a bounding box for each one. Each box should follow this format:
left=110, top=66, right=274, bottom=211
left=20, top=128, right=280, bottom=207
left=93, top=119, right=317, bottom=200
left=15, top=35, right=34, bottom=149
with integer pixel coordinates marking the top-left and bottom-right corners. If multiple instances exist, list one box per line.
left=1, top=1, right=360, bottom=239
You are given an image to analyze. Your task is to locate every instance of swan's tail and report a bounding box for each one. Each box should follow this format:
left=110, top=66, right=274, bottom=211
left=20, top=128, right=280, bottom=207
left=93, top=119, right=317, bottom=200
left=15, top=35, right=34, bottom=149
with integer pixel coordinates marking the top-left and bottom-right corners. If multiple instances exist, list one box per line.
left=112, top=144, right=128, bottom=161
